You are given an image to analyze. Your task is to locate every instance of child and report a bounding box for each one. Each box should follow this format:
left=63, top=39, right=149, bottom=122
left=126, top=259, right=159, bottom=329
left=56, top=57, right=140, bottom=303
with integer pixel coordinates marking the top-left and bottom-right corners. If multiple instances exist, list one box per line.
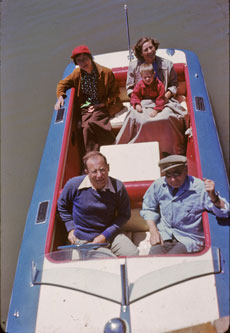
left=130, top=63, right=165, bottom=117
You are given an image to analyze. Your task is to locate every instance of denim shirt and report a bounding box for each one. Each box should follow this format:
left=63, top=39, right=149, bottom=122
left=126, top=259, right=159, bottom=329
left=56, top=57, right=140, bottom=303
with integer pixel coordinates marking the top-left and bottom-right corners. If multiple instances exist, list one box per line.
left=140, top=176, right=229, bottom=252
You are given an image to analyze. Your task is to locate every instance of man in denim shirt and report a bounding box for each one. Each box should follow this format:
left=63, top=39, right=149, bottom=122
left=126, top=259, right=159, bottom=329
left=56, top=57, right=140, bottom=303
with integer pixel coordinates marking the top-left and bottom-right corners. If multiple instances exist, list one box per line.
left=140, top=155, right=229, bottom=254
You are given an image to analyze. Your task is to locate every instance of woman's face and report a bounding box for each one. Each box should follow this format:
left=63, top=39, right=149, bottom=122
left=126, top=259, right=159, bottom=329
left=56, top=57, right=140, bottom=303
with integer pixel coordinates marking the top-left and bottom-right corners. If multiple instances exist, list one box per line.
left=141, top=41, right=156, bottom=63
left=75, top=54, right=93, bottom=73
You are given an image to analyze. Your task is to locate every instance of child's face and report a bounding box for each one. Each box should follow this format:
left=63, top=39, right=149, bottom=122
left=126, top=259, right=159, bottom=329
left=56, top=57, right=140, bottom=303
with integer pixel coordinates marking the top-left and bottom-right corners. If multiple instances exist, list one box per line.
left=141, top=71, right=154, bottom=86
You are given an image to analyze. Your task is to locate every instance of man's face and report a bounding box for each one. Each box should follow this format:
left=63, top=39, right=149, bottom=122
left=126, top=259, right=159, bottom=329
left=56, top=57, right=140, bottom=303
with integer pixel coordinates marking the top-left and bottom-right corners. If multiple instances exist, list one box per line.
left=165, top=165, right=187, bottom=188
left=85, top=156, right=109, bottom=190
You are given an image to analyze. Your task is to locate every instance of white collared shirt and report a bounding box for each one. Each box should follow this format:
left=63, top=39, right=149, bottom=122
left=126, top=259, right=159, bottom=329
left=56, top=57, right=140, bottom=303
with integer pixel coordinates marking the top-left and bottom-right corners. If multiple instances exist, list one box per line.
left=78, top=175, right=115, bottom=193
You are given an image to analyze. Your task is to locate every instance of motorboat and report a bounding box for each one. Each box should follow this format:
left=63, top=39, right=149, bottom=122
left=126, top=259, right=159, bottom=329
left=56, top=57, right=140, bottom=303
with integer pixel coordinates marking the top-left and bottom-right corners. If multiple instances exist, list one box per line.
left=6, top=48, right=229, bottom=333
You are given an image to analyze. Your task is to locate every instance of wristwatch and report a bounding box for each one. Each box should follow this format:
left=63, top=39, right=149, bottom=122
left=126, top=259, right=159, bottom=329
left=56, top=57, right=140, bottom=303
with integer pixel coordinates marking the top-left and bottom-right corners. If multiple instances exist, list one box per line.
left=211, top=192, right=220, bottom=204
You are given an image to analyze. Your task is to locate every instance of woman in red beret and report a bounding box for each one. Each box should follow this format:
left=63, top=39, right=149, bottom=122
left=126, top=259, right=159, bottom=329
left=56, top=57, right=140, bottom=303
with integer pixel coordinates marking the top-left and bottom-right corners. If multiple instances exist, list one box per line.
left=55, top=45, right=123, bottom=152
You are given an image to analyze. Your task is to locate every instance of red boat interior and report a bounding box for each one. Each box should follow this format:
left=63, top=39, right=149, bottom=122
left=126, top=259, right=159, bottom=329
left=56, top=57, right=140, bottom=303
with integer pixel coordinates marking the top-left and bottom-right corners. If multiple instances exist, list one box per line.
left=47, top=63, right=211, bottom=255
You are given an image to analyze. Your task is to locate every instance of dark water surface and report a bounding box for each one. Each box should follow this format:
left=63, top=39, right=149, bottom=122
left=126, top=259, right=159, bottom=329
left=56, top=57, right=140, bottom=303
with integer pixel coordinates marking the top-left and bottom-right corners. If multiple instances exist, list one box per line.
left=1, top=0, right=229, bottom=328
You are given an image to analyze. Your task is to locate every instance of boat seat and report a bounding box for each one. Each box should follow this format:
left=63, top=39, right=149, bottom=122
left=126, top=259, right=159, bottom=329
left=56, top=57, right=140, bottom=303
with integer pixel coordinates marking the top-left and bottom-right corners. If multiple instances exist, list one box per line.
left=100, top=141, right=160, bottom=182
left=100, top=142, right=160, bottom=255
left=122, top=181, right=152, bottom=255
left=110, top=64, right=188, bottom=130
left=109, top=102, right=130, bottom=129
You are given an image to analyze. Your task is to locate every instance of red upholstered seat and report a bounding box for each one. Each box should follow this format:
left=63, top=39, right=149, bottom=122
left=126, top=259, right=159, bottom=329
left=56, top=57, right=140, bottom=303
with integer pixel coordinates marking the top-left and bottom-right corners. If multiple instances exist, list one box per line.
left=124, top=180, right=153, bottom=208
left=112, top=63, right=186, bottom=88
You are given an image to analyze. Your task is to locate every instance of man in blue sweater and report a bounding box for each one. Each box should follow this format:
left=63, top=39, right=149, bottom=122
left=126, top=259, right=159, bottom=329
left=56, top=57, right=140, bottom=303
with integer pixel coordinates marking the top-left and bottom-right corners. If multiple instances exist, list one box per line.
left=58, top=151, right=138, bottom=256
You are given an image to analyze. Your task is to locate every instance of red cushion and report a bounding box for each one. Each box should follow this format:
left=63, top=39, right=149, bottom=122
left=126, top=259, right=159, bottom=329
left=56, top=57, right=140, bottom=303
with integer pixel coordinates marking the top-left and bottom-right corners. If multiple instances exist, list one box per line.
left=112, top=63, right=186, bottom=87
left=124, top=180, right=153, bottom=208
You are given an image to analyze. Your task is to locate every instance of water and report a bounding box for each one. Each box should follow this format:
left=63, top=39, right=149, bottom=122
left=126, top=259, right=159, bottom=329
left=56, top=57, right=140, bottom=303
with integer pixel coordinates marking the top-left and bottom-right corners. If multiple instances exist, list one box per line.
left=1, top=0, right=229, bottom=328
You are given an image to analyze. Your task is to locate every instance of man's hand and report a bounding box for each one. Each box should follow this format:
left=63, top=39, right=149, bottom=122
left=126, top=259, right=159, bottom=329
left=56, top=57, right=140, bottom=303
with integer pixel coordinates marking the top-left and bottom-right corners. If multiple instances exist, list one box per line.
left=203, top=178, right=225, bottom=209
left=135, top=104, right=142, bottom=113
left=68, top=229, right=78, bottom=245
left=203, top=178, right=215, bottom=196
left=149, top=229, right=164, bottom=246
left=146, top=220, right=164, bottom=246
left=91, top=234, right=107, bottom=244
left=55, top=96, right=65, bottom=110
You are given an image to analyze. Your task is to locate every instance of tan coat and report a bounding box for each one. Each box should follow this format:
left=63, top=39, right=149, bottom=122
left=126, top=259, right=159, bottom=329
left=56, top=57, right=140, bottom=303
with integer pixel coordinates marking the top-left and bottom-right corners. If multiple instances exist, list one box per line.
left=56, top=62, right=123, bottom=116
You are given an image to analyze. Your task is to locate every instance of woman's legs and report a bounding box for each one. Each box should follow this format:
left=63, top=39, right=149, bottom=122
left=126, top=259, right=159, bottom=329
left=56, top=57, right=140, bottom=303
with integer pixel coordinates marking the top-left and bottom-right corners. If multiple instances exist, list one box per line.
left=81, top=109, right=115, bottom=151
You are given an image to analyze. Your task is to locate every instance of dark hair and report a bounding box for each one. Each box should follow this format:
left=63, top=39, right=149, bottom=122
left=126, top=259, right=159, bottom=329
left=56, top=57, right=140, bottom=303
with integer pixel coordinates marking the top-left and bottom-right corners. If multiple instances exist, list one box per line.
left=83, top=151, right=108, bottom=170
left=73, top=53, right=93, bottom=65
left=134, top=37, right=160, bottom=60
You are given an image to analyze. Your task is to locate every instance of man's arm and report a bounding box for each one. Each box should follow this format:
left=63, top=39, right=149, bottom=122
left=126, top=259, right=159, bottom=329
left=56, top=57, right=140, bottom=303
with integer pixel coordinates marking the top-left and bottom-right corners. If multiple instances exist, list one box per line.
left=67, top=229, right=78, bottom=245
left=203, top=178, right=226, bottom=209
left=91, top=234, right=107, bottom=244
left=57, top=178, right=79, bottom=233
left=146, top=220, right=164, bottom=246
left=101, top=181, right=131, bottom=241
left=58, top=179, right=82, bottom=245
left=140, top=182, right=162, bottom=244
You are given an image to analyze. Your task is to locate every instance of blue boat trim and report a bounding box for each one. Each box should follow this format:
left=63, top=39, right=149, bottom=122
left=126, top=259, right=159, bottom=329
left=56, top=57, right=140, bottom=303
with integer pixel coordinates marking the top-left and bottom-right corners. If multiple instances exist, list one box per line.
left=184, top=49, right=229, bottom=318
left=55, top=106, right=66, bottom=123
left=195, top=96, right=206, bottom=111
left=35, top=200, right=49, bottom=224
left=6, top=72, right=74, bottom=332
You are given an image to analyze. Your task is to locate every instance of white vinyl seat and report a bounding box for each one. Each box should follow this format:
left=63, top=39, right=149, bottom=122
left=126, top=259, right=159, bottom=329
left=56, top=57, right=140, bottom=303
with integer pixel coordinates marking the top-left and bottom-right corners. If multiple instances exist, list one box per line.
left=109, top=102, right=130, bottom=129
left=100, top=142, right=160, bottom=182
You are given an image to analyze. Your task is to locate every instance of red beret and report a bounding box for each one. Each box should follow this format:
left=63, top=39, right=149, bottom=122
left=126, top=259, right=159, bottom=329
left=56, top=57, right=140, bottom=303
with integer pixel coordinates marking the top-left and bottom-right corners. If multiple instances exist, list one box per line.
left=71, top=45, right=91, bottom=59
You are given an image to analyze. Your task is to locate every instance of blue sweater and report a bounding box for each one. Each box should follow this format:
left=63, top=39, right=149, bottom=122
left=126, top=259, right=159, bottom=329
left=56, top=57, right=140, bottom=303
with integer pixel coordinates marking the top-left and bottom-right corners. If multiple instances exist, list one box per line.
left=57, top=175, right=131, bottom=241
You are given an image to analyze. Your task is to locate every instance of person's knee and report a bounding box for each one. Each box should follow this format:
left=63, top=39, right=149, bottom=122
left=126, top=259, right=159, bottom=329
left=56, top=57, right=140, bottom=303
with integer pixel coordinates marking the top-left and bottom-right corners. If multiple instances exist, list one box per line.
left=122, top=245, right=139, bottom=257
left=117, top=247, right=139, bottom=257
left=168, top=242, right=187, bottom=254
left=149, top=244, right=166, bottom=255
left=111, top=233, right=139, bottom=257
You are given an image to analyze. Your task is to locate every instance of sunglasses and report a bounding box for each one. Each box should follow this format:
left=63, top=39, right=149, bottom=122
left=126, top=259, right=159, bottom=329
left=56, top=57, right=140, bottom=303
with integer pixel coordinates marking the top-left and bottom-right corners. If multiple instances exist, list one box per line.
left=165, top=168, right=185, bottom=179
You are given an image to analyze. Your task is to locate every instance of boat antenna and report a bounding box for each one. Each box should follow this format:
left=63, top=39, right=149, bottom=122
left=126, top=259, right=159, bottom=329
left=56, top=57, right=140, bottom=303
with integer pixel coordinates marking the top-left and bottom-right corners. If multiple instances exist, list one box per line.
left=124, top=4, right=133, bottom=61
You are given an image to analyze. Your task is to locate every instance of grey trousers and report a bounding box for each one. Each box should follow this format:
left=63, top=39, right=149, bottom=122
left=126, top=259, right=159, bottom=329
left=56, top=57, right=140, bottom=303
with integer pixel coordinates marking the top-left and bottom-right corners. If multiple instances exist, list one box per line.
left=149, top=239, right=188, bottom=255
left=75, top=233, right=139, bottom=257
